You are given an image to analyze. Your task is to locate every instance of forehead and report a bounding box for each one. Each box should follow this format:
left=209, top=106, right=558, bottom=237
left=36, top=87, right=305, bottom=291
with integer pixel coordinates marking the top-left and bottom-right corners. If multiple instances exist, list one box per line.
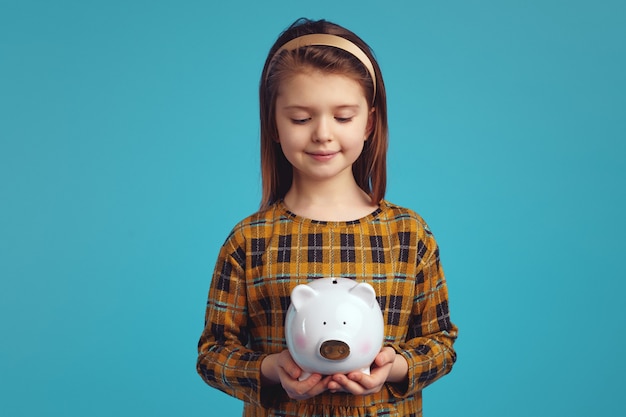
left=276, top=71, right=368, bottom=108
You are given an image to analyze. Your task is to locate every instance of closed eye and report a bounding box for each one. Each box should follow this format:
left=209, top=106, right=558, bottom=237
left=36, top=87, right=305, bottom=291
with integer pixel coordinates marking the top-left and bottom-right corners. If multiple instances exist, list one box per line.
left=291, top=118, right=311, bottom=125
left=335, top=117, right=353, bottom=123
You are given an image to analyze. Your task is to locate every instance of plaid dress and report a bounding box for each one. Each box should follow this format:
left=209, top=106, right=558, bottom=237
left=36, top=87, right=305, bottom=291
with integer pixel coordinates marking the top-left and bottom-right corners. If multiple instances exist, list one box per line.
left=197, top=200, right=458, bottom=417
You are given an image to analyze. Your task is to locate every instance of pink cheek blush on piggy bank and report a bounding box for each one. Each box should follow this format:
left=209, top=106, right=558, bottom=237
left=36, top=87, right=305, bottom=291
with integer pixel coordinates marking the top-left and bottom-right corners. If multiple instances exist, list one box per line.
left=285, top=277, right=384, bottom=380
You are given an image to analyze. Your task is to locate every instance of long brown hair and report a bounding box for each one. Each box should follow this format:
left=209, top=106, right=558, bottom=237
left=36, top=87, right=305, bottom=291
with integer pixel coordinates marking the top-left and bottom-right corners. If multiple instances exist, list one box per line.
left=259, top=18, right=388, bottom=209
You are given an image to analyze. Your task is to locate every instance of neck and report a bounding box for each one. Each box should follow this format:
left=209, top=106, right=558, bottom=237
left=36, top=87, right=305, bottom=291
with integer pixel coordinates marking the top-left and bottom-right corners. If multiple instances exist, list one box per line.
left=283, top=176, right=378, bottom=221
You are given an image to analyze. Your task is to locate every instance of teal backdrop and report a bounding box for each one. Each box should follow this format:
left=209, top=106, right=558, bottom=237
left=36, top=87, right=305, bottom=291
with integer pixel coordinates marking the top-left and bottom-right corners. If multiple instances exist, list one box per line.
left=1, top=0, right=624, bottom=416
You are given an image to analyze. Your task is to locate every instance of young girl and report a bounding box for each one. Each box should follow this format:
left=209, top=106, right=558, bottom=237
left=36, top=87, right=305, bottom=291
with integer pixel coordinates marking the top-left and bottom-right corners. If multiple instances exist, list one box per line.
left=197, top=18, right=458, bottom=417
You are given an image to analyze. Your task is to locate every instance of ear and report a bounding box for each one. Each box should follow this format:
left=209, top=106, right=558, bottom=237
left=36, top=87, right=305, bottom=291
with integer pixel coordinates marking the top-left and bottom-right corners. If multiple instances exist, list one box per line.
left=290, top=284, right=318, bottom=311
left=349, top=282, right=377, bottom=308
left=365, top=108, right=375, bottom=140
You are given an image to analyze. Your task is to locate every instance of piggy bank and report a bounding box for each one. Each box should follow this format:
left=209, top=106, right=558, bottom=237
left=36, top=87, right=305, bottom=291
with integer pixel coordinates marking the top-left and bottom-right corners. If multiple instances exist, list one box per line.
left=285, top=277, right=384, bottom=379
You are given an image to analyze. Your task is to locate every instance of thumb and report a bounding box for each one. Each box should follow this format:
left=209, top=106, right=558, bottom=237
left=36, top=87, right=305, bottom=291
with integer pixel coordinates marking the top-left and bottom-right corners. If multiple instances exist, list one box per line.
left=376, top=347, right=396, bottom=366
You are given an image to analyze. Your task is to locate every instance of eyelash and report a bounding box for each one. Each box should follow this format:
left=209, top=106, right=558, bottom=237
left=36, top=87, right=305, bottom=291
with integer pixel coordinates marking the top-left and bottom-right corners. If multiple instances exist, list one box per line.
left=291, top=117, right=353, bottom=125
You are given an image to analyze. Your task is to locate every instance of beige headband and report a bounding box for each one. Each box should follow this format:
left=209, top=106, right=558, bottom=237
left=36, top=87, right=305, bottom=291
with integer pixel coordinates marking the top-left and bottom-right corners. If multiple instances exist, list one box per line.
left=271, top=33, right=377, bottom=102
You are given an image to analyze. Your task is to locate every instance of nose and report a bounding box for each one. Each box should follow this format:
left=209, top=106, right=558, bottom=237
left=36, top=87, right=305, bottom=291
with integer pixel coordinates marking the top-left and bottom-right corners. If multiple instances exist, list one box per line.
left=320, top=340, right=350, bottom=360
left=312, top=116, right=332, bottom=142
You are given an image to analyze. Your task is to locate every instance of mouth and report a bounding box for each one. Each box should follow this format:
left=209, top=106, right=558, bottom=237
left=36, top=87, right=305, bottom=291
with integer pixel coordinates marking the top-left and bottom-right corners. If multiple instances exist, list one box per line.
left=306, top=151, right=339, bottom=161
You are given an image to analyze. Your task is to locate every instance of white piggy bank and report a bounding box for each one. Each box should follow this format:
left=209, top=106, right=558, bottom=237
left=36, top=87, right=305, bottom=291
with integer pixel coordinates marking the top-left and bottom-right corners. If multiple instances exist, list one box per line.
left=285, top=277, right=384, bottom=380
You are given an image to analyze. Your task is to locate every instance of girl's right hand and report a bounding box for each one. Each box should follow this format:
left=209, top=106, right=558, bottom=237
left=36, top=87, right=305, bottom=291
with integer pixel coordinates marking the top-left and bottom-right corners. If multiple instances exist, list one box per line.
left=261, top=350, right=330, bottom=400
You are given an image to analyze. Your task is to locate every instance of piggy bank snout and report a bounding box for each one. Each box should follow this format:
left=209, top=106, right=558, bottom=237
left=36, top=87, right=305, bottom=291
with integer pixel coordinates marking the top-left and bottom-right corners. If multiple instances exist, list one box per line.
left=320, top=340, right=350, bottom=360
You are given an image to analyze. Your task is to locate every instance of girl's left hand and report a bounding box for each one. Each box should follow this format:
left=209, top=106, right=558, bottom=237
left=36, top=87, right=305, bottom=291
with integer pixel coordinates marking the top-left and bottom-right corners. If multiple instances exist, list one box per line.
left=327, top=347, right=405, bottom=395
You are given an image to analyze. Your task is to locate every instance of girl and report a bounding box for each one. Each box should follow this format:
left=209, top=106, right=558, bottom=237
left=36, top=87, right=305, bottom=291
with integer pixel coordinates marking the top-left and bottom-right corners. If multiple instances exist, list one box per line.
left=197, top=18, right=458, bottom=417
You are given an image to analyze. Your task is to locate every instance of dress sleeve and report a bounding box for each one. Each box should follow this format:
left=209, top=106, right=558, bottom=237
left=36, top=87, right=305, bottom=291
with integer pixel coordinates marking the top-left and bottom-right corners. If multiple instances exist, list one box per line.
left=196, top=229, right=268, bottom=407
left=387, top=229, right=458, bottom=398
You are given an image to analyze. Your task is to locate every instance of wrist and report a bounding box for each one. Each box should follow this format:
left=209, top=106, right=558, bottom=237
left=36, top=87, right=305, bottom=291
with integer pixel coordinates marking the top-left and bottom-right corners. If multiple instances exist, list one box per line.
left=386, top=353, right=409, bottom=383
left=261, top=353, right=280, bottom=385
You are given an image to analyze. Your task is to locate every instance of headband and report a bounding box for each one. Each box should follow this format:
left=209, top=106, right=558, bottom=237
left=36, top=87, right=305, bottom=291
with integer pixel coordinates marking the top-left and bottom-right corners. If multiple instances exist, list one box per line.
left=270, top=33, right=377, bottom=102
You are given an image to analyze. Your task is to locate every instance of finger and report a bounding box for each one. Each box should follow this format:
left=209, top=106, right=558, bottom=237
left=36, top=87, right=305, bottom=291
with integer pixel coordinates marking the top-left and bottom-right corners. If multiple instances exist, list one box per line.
left=331, top=374, right=366, bottom=395
left=306, top=375, right=332, bottom=397
left=284, top=374, right=324, bottom=400
left=347, top=372, right=378, bottom=390
left=300, top=373, right=322, bottom=387
left=278, top=352, right=302, bottom=380
left=375, top=347, right=395, bottom=367
left=278, top=363, right=299, bottom=381
left=349, top=365, right=391, bottom=391
left=294, top=373, right=323, bottom=394
left=327, top=378, right=345, bottom=392
left=347, top=371, right=365, bottom=383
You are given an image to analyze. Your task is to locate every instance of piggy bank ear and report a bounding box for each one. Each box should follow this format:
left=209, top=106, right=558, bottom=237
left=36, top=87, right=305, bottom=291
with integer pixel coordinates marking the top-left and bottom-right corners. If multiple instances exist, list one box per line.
left=290, top=284, right=318, bottom=311
left=349, top=283, right=377, bottom=308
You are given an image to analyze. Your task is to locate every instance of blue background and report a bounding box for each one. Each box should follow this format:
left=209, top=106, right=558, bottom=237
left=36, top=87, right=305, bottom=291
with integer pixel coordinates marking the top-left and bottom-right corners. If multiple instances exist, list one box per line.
left=1, top=0, right=624, bottom=415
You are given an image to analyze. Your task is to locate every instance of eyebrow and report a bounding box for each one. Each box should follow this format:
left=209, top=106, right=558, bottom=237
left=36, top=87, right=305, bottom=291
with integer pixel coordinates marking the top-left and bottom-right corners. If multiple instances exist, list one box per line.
left=281, top=104, right=361, bottom=111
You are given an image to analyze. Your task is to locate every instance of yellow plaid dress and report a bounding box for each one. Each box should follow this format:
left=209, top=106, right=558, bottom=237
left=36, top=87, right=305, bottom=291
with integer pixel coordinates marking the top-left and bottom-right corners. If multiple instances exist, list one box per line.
left=197, top=200, right=458, bottom=417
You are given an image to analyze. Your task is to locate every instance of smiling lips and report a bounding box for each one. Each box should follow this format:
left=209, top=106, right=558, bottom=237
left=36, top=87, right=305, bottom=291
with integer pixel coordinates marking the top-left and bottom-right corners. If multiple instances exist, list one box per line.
left=306, top=151, right=339, bottom=162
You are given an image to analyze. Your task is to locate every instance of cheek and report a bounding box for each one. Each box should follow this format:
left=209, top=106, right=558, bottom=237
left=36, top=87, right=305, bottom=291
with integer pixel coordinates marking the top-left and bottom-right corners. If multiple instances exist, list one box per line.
left=359, top=340, right=373, bottom=355
left=295, top=334, right=308, bottom=350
